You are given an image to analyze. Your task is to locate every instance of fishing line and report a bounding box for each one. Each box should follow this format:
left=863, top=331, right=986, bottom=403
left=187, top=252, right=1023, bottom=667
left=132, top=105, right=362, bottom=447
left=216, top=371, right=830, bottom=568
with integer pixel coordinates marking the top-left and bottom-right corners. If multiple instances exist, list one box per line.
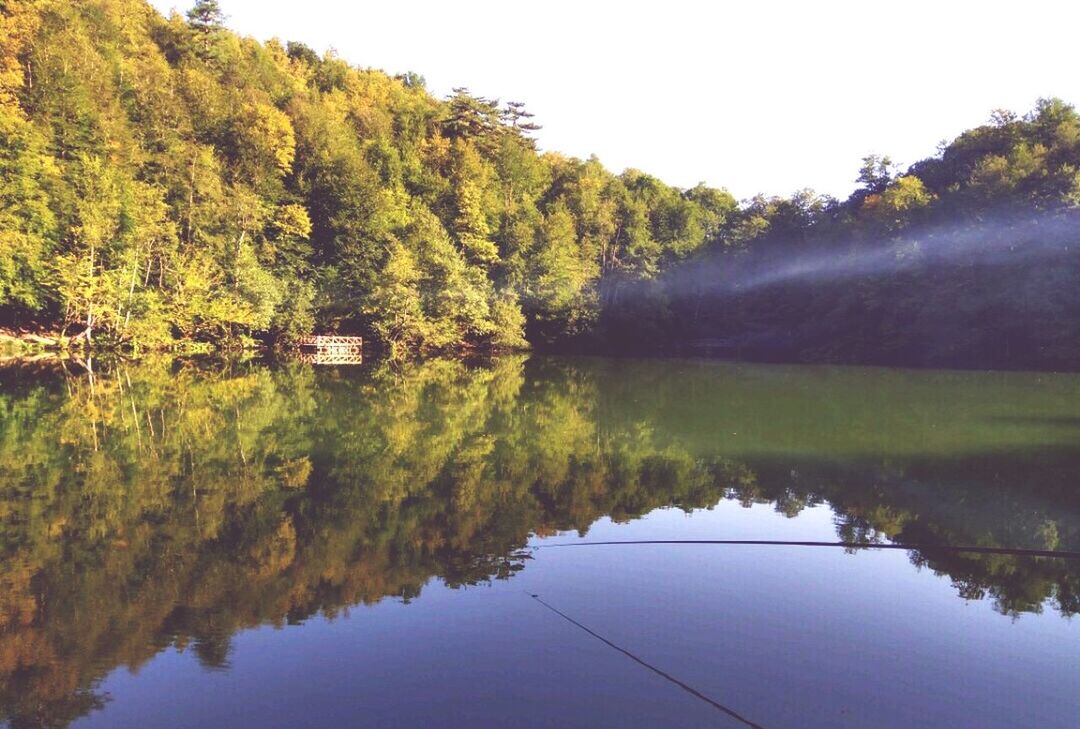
left=523, top=538, right=1076, bottom=726
left=531, top=539, right=1080, bottom=559
left=526, top=592, right=767, bottom=729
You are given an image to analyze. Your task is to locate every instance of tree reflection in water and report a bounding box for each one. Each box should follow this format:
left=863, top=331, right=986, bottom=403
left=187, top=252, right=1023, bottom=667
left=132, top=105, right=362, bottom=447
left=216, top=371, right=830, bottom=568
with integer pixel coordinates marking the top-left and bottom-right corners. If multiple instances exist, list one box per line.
left=1, top=355, right=1079, bottom=726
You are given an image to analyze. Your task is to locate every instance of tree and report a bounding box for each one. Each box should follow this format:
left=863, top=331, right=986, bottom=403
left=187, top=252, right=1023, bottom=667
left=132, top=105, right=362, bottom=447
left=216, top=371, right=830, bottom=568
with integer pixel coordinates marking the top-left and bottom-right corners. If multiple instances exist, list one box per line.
left=186, top=0, right=225, bottom=34
left=366, top=242, right=426, bottom=357
left=527, top=200, right=597, bottom=338
left=0, top=104, right=56, bottom=317
left=187, top=0, right=226, bottom=58
left=442, top=88, right=504, bottom=154
left=501, top=101, right=541, bottom=148
left=857, top=154, right=897, bottom=193
left=862, top=175, right=933, bottom=229
left=4, top=0, right=1079, bottom=365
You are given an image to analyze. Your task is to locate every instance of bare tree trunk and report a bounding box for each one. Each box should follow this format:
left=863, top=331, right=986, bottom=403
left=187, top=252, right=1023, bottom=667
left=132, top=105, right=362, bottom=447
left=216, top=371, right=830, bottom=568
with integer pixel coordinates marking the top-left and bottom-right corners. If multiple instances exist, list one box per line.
left=124, top=255, right=139, bottom=330
left=236, top=406, right=246, bottom=465
left=86, top=242, right=95, bottom=346
left=187, top=156, right=196, bottom=244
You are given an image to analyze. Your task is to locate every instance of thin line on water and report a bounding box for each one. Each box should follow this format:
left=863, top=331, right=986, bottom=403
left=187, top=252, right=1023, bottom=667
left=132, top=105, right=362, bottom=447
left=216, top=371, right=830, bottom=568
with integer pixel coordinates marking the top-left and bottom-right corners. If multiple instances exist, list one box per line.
left=526, top=592, right=767, bottom=729
left=531, top=539, right=1080, bottom=559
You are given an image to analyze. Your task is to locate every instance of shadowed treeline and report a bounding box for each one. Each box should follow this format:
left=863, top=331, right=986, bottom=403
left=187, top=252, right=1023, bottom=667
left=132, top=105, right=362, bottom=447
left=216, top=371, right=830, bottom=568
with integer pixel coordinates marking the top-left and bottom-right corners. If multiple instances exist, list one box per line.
left=620, top=208, right=1080, bottom=368
left=1, top=356, right=1080, bottom=725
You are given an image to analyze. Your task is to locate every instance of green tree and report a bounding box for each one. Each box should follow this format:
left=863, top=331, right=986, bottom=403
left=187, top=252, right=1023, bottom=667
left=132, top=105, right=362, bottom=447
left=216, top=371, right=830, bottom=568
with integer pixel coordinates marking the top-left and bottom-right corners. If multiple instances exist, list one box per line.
left=186, top=0, right=225, bottom=34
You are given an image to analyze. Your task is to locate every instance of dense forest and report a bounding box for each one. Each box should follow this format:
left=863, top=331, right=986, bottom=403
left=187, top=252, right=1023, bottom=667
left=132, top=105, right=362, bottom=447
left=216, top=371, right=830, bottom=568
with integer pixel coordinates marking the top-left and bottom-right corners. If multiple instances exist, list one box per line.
left=2, top=355, right=1078, bottom=726
left=2, top=0, right=1080, bottom=365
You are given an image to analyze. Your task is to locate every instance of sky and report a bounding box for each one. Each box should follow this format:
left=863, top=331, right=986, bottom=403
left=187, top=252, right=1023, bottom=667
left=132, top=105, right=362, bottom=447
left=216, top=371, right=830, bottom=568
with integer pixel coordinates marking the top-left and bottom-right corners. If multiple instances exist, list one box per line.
left=150, top=0, right=1080, bottom=201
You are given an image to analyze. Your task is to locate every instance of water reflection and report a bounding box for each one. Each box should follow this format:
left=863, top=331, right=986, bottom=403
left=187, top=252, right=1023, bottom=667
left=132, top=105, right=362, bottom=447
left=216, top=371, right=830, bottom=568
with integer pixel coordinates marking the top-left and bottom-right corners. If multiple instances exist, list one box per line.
left=0, top=355, right=1078, bottom=726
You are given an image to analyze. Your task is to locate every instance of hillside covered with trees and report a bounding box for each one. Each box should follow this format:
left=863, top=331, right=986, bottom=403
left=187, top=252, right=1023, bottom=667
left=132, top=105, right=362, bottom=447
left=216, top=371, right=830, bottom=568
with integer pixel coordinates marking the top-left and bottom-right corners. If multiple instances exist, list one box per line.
left=3, top=0, right=1080, bottom=365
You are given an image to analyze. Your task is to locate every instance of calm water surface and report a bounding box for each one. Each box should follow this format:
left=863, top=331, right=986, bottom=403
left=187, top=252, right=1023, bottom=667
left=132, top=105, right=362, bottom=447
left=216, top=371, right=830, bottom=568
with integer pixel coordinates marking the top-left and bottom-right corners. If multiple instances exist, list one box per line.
left=0, top=355, right=1078, bottom=728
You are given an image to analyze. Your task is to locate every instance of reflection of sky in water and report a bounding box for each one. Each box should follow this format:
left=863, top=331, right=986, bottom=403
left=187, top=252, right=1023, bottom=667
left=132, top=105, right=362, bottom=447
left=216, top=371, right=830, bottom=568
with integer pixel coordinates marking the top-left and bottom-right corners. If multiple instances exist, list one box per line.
left=3, top=354, right=1076, bottom=728
left=539, top=499, right=842, bottom=543
left=78, top=501, right=1080, bottom=729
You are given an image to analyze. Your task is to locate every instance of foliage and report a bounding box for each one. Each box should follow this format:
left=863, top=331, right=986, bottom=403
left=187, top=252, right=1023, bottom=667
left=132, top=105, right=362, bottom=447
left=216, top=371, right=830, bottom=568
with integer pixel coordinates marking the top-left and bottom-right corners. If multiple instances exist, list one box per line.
left=0, top=0, right=729, bottom=356
left=618, top=100, right=1080, bottom=368
left=3, top=1, right=1080, bottom=366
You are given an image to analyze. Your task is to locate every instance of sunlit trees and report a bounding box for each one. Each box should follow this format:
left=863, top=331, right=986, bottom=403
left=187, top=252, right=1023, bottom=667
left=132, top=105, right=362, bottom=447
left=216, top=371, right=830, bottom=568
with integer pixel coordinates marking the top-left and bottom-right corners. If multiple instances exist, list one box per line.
left=0, top=0, right=750, bottom=354
left=0, top=108, right=56, bottom=317
left=3, top=0, right=1080, bottom=364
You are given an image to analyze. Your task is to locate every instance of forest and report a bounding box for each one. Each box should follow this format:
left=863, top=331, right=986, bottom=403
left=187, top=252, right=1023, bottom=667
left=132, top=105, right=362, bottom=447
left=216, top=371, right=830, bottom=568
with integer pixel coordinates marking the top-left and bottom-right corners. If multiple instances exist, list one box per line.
left=3, top=0, right=1080, bottom=365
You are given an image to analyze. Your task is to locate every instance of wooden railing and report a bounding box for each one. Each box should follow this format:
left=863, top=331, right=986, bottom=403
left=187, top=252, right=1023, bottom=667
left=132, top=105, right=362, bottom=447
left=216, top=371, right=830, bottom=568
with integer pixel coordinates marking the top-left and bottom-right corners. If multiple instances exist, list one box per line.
left=294, top=335, right=364, bottom=351
left=294, top=351, right=364, bottom=365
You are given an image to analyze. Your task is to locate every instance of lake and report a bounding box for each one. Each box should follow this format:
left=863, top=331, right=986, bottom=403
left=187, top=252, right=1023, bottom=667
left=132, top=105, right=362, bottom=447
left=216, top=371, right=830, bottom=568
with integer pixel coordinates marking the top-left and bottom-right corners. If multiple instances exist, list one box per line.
left=0, top=355, right=1078, bottom=728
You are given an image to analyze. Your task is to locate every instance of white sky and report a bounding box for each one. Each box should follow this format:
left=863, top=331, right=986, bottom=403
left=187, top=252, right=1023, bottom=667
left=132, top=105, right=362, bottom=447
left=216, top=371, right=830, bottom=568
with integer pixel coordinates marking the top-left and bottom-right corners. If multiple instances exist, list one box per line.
left=150, top=0, right=1080, bottom=200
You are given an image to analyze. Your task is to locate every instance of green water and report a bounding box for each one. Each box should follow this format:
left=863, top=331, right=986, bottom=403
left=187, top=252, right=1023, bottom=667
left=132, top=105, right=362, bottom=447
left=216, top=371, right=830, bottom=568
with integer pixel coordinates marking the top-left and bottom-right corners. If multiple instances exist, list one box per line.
left=0, top=356, right=1077, bottom=728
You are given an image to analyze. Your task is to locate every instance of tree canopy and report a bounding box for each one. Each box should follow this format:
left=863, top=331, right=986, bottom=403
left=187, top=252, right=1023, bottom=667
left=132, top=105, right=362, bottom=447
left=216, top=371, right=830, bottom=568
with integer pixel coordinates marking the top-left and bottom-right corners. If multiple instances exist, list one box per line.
left=2, top=1, right=1079, bottom=367
left=0, top=0, right=731, bottom=355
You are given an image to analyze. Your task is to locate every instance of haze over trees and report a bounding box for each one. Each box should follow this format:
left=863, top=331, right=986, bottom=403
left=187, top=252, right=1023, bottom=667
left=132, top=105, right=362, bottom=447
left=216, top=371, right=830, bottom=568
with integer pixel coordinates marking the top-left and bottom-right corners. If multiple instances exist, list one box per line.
left=2, top=0, right=1080, bottom=365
